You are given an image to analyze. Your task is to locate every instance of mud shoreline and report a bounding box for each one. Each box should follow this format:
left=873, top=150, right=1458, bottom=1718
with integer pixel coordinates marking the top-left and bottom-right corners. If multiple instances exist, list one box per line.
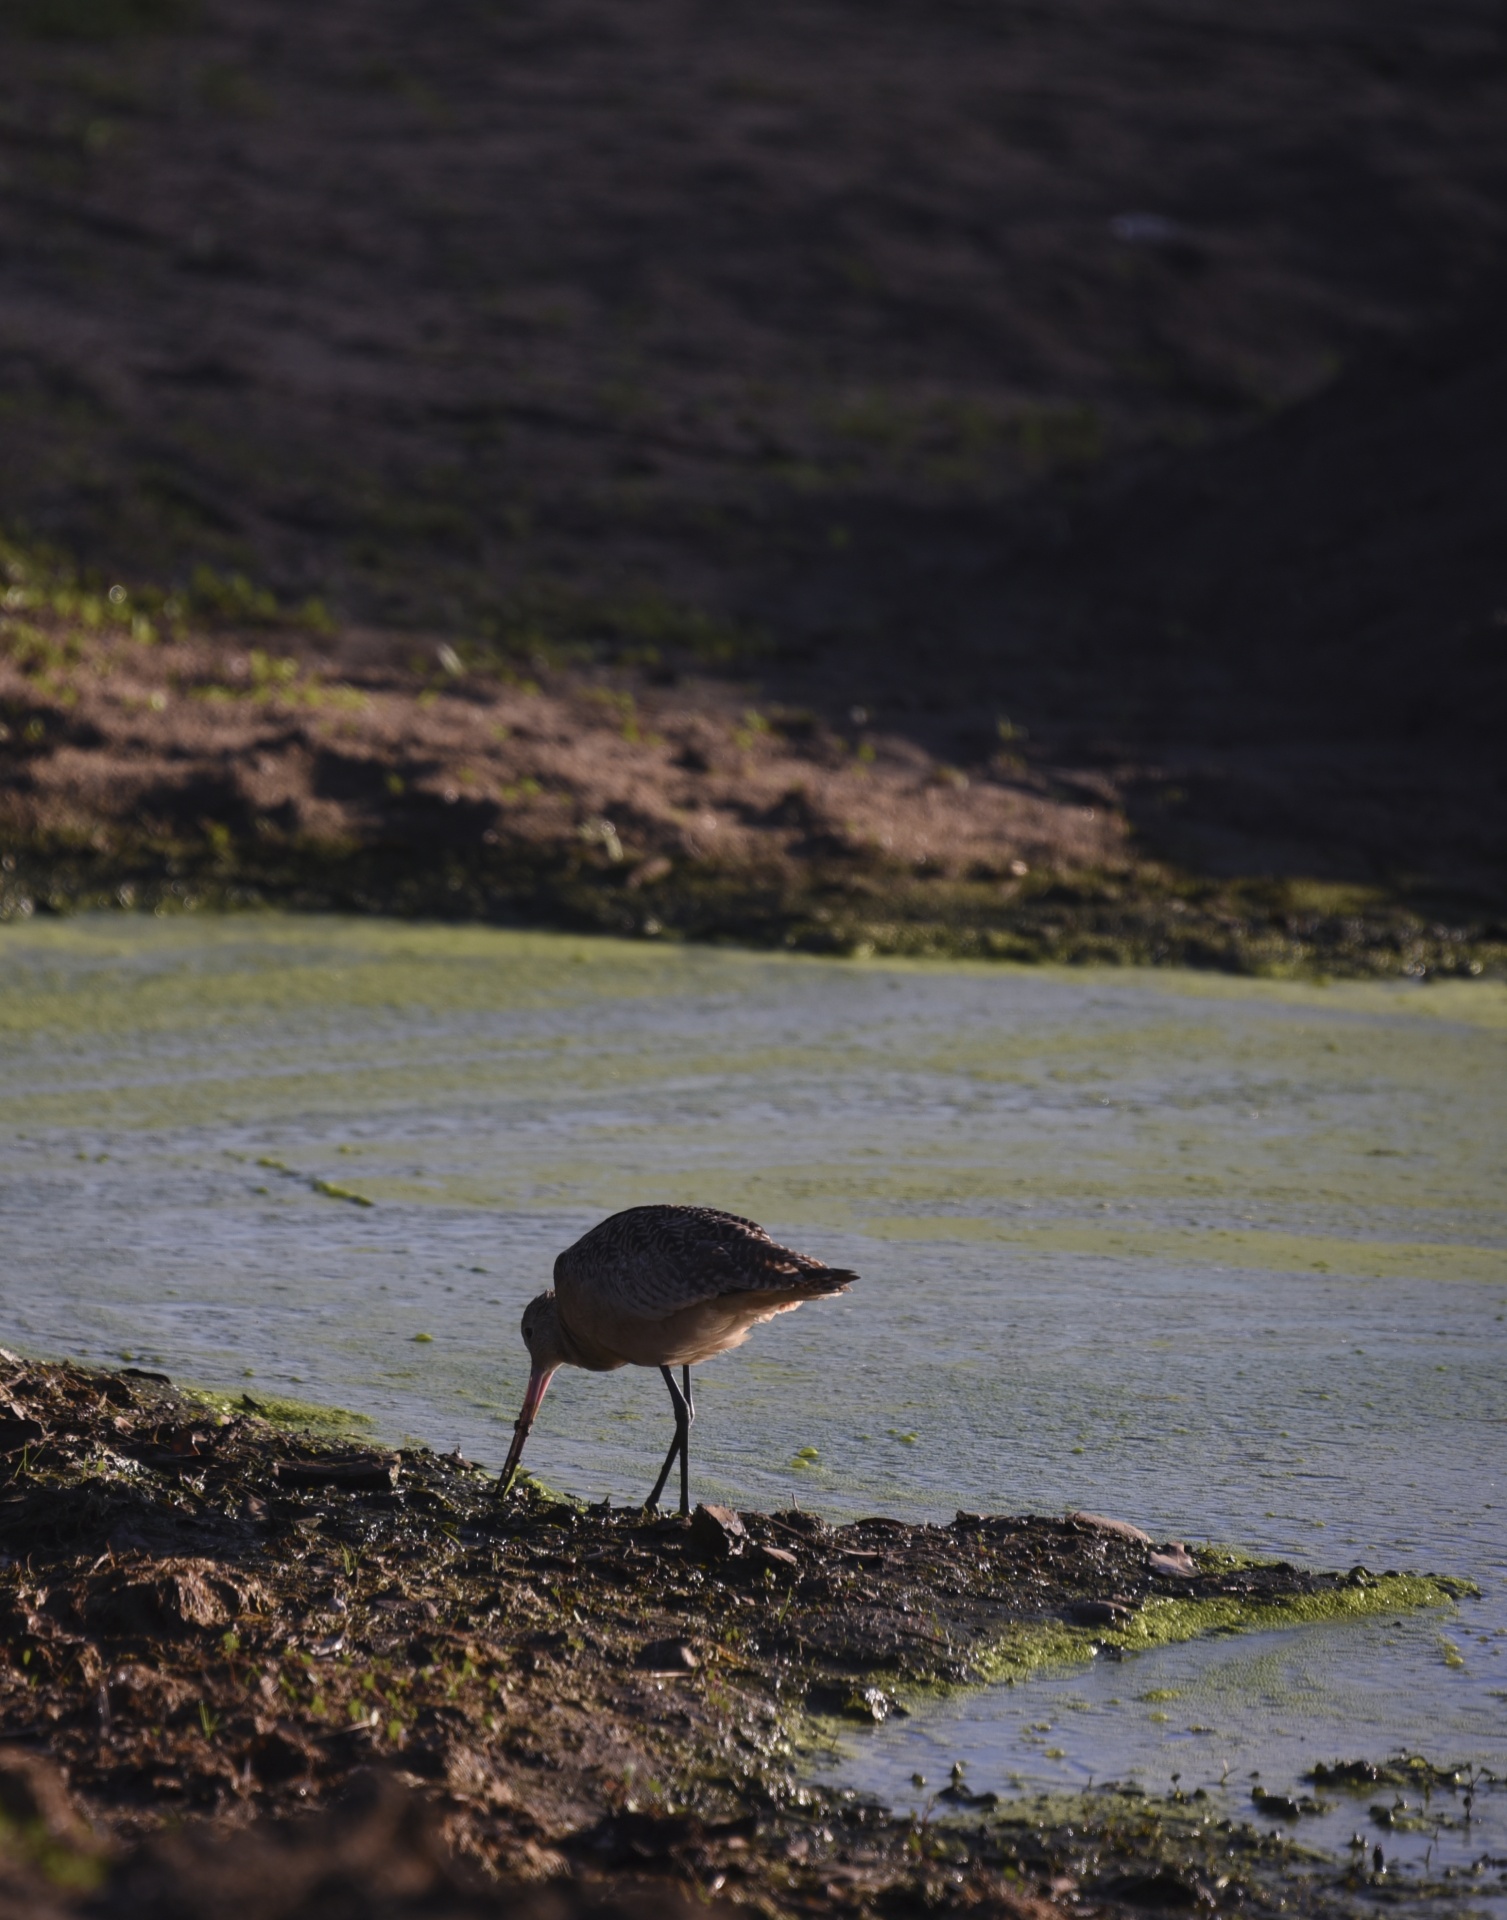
left=0, top=1352, right=1479, bottom=1916
left=2, top=557, right=1501, bottom=979
left=3, top=0, right=1505, bottom=980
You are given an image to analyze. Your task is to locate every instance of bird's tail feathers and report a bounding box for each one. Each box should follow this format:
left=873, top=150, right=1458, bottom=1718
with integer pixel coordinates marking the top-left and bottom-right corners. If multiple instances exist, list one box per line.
left=802, top=1265, right=858, bottom=1295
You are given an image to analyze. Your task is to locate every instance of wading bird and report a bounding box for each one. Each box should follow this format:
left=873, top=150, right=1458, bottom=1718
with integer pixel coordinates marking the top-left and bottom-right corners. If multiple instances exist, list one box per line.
left=497, top=1204, right=856, bottom=1515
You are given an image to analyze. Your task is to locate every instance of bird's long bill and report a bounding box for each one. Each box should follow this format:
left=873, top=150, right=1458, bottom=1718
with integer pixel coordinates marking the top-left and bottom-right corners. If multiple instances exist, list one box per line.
left=498, top=1365, right=556, bottom=1496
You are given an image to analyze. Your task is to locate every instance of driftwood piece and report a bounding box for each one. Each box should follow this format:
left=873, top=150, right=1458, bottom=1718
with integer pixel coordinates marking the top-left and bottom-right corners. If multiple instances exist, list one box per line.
left=272, top=1455, right=400, bottom=1492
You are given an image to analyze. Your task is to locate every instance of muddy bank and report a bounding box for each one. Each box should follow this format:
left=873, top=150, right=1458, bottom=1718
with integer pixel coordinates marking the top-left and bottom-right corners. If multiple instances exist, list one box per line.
left=0, top=1352, right=1474, bottom=1915
left=2, top=557, right=1501, bottom=976
left=3, top=0, right=1506, bottom=964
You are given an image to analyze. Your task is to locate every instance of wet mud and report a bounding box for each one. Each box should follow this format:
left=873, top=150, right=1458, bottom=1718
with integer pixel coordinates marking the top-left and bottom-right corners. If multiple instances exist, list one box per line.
left=0, top=1352, right=1477, bottom=1916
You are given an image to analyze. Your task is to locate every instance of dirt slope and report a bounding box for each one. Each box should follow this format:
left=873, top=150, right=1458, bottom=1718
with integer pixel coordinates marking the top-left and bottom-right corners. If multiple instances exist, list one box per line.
left=1, top=0, right=1505, bottom=956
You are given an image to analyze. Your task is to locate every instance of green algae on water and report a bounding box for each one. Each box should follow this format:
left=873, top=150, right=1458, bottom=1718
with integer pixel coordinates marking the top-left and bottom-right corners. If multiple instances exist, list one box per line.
left=969, top=1572, right=1472, bottom=1693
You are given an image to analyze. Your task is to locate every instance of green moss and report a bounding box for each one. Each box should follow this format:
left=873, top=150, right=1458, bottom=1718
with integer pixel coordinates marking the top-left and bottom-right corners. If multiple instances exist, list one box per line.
left=0, top=530, right=326, bottom=637
left=310, top=1177, right=373, bottom=1207
left=508, top=1466, right=583, bottom=1510
left=969, top=1572, right=1469, bottom=1690
left=183, top=1385, right=375, bottom=1438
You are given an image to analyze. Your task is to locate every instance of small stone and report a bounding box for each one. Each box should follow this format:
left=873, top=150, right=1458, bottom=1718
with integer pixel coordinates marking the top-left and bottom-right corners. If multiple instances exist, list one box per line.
left=1253, top=1787, right=1319, bottom=1819
left=1065, top=1598, right=1134, bottom=1627
left=939, top=1777, right=999, bottom=1807
left=634, top=1638, right=698, bottom=1673
left=807, top=1681, right=892, bottom=1722
left=1149, top=1544, right=1199, bottom=1578
left=1068, top=1510, right=1153, bottom=1546
left=690, top=1503, right=747, bottom=1560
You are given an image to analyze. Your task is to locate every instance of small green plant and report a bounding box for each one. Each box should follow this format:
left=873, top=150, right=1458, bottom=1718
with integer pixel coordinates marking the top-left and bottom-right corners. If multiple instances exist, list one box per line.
left=929, top=763, right=969, bottom=791
left=733, top=708, right=770, bottom=752
left=188, top=567, right=279, bottom=625
left=586, top=686, right=642, bottom=742
left=194, top=648, right=362, bottom=712
left=181, top=566, right=331, bottom=634
left=2, top=622, right=83, bottom=677
left=247, top=647, right=296, bottom=685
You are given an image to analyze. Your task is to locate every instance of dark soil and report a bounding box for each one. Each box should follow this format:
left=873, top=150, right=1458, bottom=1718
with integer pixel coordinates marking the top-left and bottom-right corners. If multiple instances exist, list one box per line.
left=1, top=0, right=1505, bottom=964
left=0, top=1353, right=1473, bottom=1917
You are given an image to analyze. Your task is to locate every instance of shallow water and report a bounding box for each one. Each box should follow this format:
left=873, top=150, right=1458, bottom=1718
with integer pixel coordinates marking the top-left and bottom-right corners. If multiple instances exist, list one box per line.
left=2, top=915, right=1504, bottom=1884
left=830, top=1609, right=1506, bottom=1890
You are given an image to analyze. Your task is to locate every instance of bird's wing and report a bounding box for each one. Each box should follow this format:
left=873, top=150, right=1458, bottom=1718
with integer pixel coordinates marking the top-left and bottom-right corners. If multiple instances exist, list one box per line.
left=553, top=1204, right=856, bottom=1321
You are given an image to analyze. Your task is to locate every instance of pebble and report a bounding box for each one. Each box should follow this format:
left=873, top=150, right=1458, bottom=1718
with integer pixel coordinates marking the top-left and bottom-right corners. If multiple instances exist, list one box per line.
left=1068, top=1510, right=1153, bottom=1546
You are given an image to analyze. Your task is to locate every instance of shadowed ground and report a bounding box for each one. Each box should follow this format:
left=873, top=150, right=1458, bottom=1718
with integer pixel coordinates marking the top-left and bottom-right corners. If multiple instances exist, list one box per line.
left=1, top=0, right=1504, bottom=960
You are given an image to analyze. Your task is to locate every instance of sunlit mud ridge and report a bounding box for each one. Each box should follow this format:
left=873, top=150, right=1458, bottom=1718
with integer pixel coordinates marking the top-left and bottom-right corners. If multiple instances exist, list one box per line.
left=9, top=831, right=1503, bottom=981
left=3, top=547, right=1504, bottom=978
left=0, top=1353, right=1478, bottom=1917
left=3, top=0, right=1505, bottom=985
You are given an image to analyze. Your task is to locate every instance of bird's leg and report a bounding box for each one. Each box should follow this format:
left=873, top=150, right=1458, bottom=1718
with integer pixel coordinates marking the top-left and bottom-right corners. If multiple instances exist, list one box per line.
left=679, top=1364, right=695, bottom=1518
left=643, top=1365, right=689, bottom=1513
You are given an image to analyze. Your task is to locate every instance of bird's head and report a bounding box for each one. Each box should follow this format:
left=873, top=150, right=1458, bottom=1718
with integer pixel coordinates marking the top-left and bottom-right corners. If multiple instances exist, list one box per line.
left=497, top=1291, right=565, bottom=1498
left=520, top=1290, right=567, bottom=1371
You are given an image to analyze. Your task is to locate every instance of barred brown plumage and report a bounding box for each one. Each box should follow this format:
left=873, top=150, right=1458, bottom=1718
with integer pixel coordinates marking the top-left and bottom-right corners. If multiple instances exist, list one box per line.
left=497, top=1204, right=857, bottom=1514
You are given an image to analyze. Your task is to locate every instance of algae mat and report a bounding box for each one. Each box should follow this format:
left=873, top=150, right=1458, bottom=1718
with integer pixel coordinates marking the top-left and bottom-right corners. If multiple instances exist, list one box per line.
left=2, top=913, right=1504, bottom=1856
